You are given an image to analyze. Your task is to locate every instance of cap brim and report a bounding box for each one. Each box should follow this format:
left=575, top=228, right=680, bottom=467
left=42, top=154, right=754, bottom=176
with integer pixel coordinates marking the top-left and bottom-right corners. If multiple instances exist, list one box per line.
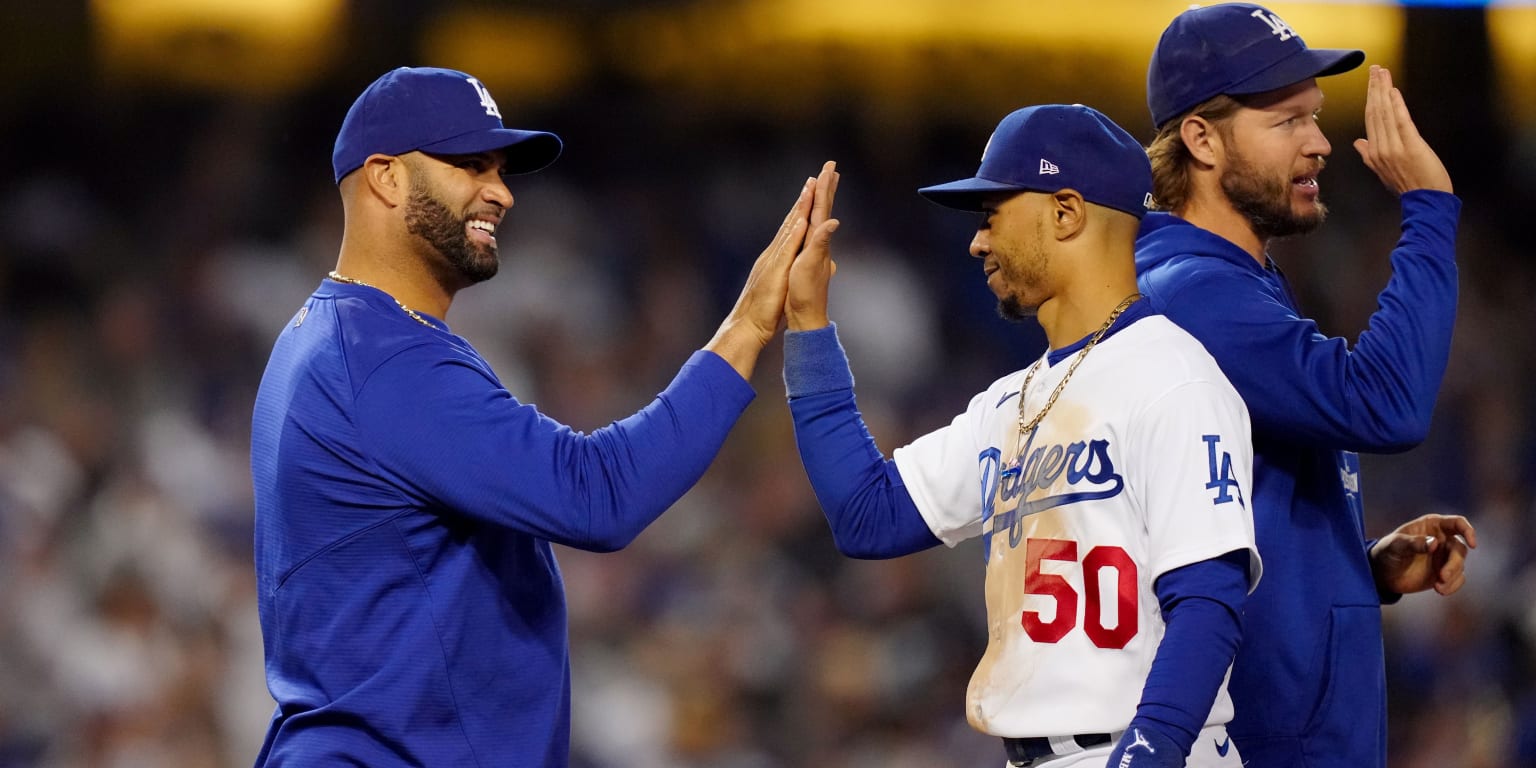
left=419, top=128, right=564, bottom=175
left=917, top=177, right=1034, bottom=212
left=1227, top=47, right=1365, bottom=97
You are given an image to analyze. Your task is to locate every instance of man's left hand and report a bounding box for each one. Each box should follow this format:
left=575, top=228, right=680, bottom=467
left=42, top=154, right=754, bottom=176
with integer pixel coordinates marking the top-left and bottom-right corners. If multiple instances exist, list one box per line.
left=1370, top=513, right=1477, bottom=597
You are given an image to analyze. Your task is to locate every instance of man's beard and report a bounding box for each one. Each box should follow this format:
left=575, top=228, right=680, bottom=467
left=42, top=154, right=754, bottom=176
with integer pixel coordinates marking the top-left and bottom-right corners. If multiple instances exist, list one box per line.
left=405, top=182, right=499, bottom=284
left=995, top=225, right=1049, bottom=322
left=1221, top=149, right=1327, bottom=240
left=998, top=294, right=1035, bottom=322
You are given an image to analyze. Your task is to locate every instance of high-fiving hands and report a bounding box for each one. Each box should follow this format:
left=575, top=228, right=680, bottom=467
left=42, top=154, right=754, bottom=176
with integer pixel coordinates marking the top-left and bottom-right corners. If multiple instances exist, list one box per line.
left=1352, top=64, right=1453, bottom=195
left=705, top=161, right=841, bottom=380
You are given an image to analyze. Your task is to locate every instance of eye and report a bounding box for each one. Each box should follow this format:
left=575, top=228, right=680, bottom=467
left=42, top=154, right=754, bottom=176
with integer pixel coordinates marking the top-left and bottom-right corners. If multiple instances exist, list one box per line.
left=456, top=156, right=495, bottom=174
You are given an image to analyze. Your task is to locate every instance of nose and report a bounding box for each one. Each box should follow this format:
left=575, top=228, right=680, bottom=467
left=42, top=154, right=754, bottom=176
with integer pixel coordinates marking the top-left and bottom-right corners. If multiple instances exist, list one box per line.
left=484, top=176, right=513, bottom=209
left=969, top=229, right=989, bottom=260
left=1303, top=120, right=1332, bottom=159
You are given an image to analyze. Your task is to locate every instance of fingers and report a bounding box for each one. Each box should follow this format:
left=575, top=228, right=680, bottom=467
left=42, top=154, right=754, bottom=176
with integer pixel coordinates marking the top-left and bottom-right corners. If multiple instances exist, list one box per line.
left=1351, top=138, right=1378, bottom=175
left=810, top=161, right=840, bottom=231
left=1435, top=534, right=1471, bottom=595
left=769, top=178, right=817, bottom=257
left=1445, top=515, right=1477, bottom=549
left=1370, top=66, right=1404, bottom=156
left=1355, top=64, right=1454, bottom=194
left=1357, top=66, right=1395, bottom=184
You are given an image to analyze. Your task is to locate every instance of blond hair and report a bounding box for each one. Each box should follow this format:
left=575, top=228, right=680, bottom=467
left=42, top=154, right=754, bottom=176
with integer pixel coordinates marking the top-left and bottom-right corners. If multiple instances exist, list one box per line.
left=1146, top=94, right=1243, bottom=212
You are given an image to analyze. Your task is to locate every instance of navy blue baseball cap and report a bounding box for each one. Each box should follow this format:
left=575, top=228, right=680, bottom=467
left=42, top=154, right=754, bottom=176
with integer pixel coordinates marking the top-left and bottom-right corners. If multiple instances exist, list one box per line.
left=918, top=104, right=1152, bottom=219
left=1148, top=3, right=1364, bottom=129
left=332, top=66, right=563, bottom=183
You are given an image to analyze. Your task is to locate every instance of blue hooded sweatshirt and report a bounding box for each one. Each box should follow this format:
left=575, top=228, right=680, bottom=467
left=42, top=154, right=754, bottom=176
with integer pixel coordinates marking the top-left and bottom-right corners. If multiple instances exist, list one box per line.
left=1133, top=190, right=1459, bottom=768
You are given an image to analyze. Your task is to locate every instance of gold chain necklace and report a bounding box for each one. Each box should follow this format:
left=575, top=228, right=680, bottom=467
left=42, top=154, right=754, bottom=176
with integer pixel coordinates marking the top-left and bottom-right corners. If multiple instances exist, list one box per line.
left=1016, top=293, right=1140, bottom=439
left=327, top=271, right=436, bottom=329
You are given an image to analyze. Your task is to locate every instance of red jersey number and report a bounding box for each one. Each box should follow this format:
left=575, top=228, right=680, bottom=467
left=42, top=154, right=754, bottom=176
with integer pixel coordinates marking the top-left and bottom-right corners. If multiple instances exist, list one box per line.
left=1022, top=538, right=1138, bottom=649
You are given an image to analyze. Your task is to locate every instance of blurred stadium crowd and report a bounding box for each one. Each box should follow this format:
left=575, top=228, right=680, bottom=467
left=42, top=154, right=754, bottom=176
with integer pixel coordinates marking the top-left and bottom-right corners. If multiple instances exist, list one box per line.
left=1, top=9, right=1535, bottom=767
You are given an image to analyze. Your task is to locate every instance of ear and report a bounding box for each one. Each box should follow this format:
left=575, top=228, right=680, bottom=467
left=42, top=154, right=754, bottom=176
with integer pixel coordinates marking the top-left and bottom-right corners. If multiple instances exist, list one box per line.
left=1050, top=190, right=1087, bottom=240
left=361, top=154, right=409, bottom=207
left=1179, top=115, right=1222, bottom=169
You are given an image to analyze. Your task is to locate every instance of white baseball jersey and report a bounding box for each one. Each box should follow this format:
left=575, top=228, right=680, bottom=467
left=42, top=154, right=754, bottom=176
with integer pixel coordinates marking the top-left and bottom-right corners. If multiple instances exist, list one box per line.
left=893, top=315, right=1261, bottom=737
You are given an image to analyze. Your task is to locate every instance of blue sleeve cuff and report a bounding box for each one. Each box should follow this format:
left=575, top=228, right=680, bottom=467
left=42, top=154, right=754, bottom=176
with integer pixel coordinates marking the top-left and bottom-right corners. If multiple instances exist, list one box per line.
left=688, top=348, right=758, bottom=404
left=1400, top=188, right=1461, bottom=213
left=784, top=324, right=854, bottom=398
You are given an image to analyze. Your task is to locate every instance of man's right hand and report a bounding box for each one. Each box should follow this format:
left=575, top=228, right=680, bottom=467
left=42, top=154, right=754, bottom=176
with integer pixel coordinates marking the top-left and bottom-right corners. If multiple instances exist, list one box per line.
left=1352, top=64, right=1453, bottom=195
left=786, top=162, right=842, bottom=331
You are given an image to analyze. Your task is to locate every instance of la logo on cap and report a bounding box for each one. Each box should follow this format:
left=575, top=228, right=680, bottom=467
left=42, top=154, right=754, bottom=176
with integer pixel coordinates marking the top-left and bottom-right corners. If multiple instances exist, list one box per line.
left=467, top=76, right=502, bottom=119
left=1251, top=8, right=1296, bottom=41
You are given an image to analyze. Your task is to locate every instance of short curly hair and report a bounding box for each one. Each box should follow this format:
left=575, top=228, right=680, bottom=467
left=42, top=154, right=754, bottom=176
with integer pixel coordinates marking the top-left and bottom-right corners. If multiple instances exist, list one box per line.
left=1147, top=94, right=1243, bottom=212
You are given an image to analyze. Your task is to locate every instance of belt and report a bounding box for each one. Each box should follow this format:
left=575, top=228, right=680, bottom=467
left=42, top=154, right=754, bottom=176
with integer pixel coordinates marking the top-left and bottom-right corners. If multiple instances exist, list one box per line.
left=1003, top=732, right=1117, bottom=766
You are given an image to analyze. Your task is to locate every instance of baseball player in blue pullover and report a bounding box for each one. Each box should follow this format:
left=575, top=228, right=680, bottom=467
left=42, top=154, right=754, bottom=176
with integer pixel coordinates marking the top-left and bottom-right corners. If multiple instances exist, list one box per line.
left=249, top=66, right=839, bottom=766
left=1136, top=6, right=1477, bottom=768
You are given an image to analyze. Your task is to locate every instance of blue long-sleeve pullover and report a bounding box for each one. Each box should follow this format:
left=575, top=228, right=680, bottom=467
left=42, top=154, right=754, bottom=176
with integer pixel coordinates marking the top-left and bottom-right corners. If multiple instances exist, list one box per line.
left=250, top=279, right=754, bottom=766
left=1134, top=190, right=1460, bottom=768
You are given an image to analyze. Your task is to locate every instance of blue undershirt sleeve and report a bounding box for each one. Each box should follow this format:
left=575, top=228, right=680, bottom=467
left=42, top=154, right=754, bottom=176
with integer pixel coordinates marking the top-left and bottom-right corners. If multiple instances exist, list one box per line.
left=1128, top=549, right=1251, bottom=756
left=784, top=325, right=941, bottom=559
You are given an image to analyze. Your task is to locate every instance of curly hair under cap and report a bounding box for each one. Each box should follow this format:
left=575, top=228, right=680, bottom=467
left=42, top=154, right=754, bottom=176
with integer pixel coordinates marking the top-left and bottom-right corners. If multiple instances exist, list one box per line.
left=1146, top=94, right=1244, bottom=212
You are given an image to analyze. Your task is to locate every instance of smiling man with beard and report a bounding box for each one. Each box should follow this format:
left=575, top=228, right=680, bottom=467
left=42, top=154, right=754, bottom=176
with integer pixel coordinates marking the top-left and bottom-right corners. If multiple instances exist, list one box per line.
left=1133, top=6, right=1476, bottom=768
left=248, top=66, right=839, bottom=766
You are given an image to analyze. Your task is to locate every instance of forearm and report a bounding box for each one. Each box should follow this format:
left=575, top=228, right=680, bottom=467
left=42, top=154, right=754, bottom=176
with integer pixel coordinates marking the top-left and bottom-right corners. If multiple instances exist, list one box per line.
left=1341, top=190, right=1459, bottom=444
left=785, top=326, right=940, bottom=558
left=1132, top=551, right=1250, bottom=754
left=577, top=350, right=757, bottom=549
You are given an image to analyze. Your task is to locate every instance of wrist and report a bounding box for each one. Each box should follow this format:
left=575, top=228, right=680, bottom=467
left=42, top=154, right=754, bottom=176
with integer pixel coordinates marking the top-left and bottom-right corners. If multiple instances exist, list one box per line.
left=786, top=311, right=829, bottom=332
left=705, top=321, right=769, bottom=382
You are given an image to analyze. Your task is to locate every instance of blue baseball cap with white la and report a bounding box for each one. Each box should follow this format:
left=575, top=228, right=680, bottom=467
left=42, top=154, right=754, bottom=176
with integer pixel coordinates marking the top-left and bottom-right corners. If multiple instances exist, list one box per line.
left=1148, top=3, right=1364, bottom=129
left=331, top=66, right=563, bottom=183
left=918, top=104, right=1152, bottom=219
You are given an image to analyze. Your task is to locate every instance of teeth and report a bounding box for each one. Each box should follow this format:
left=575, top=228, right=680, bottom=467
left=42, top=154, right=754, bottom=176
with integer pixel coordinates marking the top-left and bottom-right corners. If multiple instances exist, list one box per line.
left=468, top=220, right=496, bottom=233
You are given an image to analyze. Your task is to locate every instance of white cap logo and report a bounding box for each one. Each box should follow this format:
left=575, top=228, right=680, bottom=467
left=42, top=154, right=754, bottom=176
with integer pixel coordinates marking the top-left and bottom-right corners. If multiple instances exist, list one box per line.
left=466, top=76, right=502, bottom=119
left=1250, top=8, right=1296, bottom=41
left=1039, top=159, right=1060, bottom=175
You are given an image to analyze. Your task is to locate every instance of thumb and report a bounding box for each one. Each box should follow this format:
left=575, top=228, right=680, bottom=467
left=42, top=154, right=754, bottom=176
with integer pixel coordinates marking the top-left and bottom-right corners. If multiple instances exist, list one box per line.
left=810, top=219, right=840, bottom=254
left=1352, top=138, right=1375, bottom=169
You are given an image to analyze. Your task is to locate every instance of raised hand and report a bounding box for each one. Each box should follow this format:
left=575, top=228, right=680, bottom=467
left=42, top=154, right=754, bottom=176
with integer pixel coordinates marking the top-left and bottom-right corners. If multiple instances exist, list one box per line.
left=1351, top=64, right=1453, bottom=195
left=705, top=168, right=827, bottom=380
left=1369, top=512, right=1477, bottom=596
left=786, top=161, right=842, bottom=331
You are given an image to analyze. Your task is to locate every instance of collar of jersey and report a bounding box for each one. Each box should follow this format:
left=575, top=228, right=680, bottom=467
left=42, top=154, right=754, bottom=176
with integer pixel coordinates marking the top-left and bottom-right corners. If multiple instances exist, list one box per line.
left=1044, top=297, right=1152, bottom=367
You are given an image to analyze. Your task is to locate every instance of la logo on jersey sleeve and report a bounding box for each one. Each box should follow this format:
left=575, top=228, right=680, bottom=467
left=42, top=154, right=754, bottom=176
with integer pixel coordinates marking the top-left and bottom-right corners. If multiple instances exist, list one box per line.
left=1202, top=434, right=1245, bottom=508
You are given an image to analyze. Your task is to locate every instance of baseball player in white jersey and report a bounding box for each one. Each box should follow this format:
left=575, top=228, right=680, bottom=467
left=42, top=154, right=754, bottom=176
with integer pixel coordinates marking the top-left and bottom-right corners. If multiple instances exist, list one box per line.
left=780, top=104, right=1261, bottom=767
